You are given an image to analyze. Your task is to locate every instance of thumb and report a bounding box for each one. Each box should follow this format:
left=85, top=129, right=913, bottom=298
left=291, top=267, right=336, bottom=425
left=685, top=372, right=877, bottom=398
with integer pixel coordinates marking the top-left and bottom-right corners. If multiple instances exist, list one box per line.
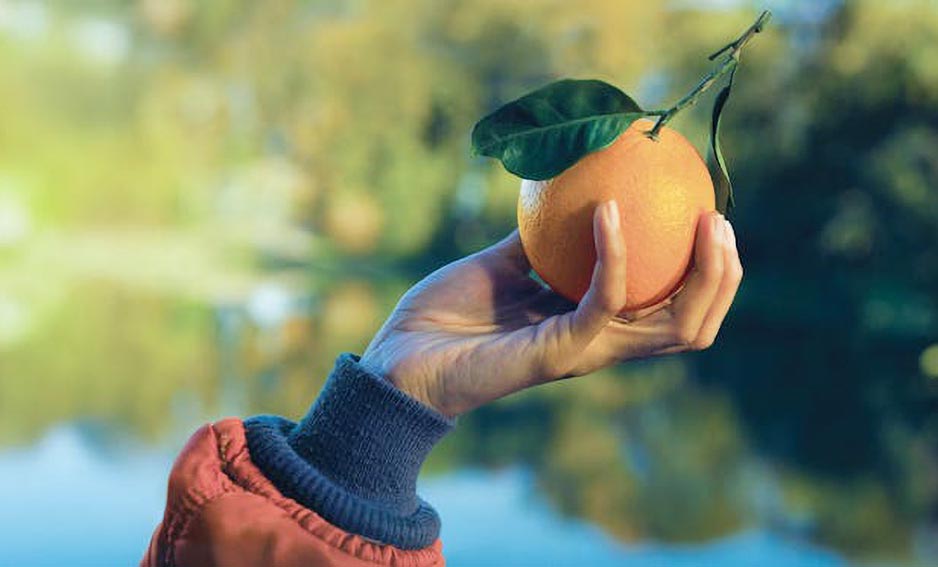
left=569, top=200, right=628, bottom=343
left=533, top=199, right=626, bottom=382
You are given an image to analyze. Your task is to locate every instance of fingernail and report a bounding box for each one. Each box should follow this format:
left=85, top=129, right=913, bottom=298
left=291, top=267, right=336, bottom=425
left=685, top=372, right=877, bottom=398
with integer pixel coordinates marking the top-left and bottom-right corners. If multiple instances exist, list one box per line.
left=606, top=200, right=620, bottom=233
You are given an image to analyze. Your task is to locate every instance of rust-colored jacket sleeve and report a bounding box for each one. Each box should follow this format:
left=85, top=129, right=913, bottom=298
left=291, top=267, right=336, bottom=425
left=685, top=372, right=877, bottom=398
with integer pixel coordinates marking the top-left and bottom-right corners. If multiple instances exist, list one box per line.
left=141, top=418, right=445, bottom=567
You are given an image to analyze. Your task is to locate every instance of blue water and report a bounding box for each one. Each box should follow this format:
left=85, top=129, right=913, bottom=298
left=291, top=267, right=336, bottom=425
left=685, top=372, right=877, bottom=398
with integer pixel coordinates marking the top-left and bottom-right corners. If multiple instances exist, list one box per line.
left=0, top=425, right=850, bottom=567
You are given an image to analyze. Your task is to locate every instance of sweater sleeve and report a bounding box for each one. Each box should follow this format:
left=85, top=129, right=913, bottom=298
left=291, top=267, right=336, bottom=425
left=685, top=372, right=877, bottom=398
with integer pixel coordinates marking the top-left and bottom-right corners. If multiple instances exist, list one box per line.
left=243, top=353, right=456, bottom=550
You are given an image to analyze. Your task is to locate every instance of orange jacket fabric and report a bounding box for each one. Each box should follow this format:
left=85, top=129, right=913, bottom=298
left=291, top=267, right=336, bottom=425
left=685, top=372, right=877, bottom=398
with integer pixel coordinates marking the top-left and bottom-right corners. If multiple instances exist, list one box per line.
left=141, top=418, right=445, bottom=567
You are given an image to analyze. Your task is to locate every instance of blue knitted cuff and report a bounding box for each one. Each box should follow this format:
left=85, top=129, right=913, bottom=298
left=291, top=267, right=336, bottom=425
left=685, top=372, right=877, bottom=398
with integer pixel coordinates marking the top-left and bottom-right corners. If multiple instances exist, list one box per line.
left=244, top=353, right=455, bottom=550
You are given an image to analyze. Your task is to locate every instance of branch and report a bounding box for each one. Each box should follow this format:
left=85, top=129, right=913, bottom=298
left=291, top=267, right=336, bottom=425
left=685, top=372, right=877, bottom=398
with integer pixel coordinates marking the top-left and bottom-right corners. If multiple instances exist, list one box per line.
left=646, top=10, right=771, bottom=140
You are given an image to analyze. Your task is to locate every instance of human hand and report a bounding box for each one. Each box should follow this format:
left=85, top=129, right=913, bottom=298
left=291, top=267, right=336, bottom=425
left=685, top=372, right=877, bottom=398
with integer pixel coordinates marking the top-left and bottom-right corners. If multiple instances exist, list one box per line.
left=360, top=202, right=742, bottom=417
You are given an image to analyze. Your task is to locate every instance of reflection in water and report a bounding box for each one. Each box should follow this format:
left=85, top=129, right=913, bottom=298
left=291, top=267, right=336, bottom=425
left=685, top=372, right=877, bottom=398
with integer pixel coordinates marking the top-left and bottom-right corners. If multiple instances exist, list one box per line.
left=0, top=425, right=848, bottom=567
left=0, top=426, right=171, bottom=567
left=427, top=469, right=847, bottom=567
left=0, top=253, right=932, bottom=564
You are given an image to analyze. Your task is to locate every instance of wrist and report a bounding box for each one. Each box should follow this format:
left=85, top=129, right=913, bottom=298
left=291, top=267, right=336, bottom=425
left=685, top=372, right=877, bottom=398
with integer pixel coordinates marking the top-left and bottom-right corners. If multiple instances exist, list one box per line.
left=359, top=350, right=451, bottom=417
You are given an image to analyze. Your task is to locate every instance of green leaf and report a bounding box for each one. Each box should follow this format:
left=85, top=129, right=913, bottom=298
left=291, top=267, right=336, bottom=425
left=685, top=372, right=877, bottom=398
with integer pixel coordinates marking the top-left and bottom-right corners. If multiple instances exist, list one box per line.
left=471, top=79, right=650, bottom=180
left=707, top=67, right=737, bottom=214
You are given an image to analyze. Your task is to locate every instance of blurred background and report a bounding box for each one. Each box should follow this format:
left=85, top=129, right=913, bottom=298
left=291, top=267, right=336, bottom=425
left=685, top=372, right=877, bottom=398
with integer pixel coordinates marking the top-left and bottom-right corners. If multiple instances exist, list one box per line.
left=0, top=0, right=936, bottom=565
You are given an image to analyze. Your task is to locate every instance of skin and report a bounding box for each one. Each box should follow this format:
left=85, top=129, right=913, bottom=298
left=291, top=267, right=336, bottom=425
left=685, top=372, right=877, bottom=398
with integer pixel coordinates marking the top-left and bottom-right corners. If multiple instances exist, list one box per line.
left=361, top=202, right=743, bottom=417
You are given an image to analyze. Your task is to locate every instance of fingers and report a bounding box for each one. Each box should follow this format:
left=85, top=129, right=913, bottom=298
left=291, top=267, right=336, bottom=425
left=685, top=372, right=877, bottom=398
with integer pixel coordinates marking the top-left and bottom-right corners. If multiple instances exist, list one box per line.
left=693, top=218, right=743, bottom=348
left=602, top=213, right=742, bottom=359
left=568, top=200, right=628, bottom=347
left=527, top=209, right=741, bottom=383
left=666, top=211, right=727, bottom=349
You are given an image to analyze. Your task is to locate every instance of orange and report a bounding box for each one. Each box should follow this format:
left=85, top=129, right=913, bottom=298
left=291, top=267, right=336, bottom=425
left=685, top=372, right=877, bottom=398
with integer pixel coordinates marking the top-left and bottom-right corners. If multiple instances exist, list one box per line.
left=518, top=118, right=715, bottom=314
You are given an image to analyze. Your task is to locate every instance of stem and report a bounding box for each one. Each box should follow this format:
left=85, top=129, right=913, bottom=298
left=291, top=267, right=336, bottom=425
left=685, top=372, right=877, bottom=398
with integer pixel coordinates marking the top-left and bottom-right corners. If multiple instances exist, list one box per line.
left=646, top=10, right=771, bottom=140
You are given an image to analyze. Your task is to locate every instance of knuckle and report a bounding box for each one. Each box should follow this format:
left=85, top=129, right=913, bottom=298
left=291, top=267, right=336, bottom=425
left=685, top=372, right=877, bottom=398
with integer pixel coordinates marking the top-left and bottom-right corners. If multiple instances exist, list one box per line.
left=542, top=358, right=572, bottom=381
left=700, top=261, right=724, bottom=283
left=536, top=351, right=568, bottom=381
left=673, top=323, right=699, bottom=347
left=691, top=334, right=715, bottom=350
left=728, top=260, right=744, bottom=283
left=597, top=292, right=622, bottom=315
left=585, top=286, right=622, bottom=317
left=607, top=244, right=626, bottom=262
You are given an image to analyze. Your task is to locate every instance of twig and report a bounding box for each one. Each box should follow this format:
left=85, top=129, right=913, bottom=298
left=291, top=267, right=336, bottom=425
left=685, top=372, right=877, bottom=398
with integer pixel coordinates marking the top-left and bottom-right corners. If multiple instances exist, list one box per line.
left=646, top=10, right=771, bottom=140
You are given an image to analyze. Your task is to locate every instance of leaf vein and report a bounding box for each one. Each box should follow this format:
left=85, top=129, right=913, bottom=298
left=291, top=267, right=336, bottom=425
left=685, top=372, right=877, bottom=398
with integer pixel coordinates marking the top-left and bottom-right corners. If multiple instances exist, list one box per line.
left=475, top=111, right=647, bottom=154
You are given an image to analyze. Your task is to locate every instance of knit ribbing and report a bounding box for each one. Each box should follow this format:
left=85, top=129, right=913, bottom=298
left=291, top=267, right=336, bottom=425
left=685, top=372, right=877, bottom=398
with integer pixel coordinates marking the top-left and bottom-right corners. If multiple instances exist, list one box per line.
left=244, top=353, right=455, bottom=550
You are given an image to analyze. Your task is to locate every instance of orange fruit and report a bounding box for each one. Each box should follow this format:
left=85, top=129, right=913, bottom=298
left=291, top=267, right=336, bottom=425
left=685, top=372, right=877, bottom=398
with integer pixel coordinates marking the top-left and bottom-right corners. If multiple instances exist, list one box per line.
left=518, top=118, right=715, bottom=314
